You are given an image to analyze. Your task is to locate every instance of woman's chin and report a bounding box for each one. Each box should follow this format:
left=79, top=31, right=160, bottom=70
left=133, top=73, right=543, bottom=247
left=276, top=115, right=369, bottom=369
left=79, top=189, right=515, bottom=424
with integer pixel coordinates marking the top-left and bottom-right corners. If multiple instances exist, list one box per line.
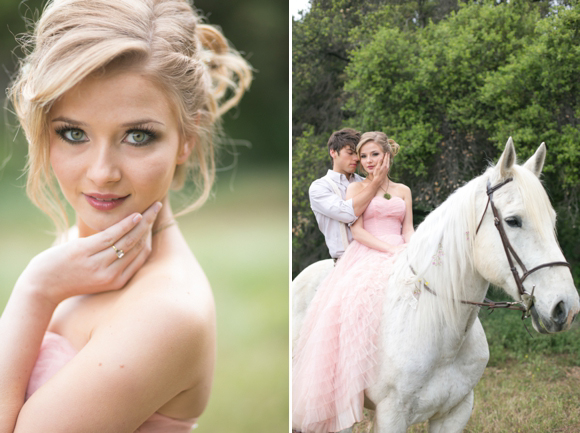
left=76, top=212, right=131, bottom=236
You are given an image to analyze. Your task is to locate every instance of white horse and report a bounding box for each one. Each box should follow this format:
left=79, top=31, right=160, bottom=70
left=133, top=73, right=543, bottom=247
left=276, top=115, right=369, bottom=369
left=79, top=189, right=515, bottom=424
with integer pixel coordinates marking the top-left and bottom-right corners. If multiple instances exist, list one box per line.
left=292, top=138, right=579, bottom=433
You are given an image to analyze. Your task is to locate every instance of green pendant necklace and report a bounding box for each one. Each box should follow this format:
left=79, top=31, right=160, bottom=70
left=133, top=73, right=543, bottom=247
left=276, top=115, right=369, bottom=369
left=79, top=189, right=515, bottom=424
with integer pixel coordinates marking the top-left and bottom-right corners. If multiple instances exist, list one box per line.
left=380, top=179, right=391, bottom=200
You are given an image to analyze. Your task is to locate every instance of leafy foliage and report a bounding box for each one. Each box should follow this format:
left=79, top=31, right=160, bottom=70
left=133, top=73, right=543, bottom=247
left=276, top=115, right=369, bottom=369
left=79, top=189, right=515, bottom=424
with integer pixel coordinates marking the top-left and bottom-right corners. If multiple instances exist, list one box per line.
left=344, top=1, right=539, bottom=206
left=293, top=0, right=580, bottom=283
left=291, top=126, right=331, bottom=275
left=292, top=0, right=461, bottom=137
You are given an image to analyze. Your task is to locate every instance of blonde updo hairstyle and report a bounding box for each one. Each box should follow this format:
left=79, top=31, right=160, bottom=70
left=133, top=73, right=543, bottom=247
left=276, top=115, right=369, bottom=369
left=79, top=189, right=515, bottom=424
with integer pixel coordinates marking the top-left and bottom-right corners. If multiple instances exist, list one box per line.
left=356, top=131, right=400, bottom=175
left=8, top=0, right=252, bottom=233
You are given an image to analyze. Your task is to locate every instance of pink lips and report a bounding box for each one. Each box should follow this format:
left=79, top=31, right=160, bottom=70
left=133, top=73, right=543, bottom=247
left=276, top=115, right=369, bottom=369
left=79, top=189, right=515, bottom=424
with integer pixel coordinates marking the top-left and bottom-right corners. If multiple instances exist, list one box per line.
left=84, top=193, right=129, bottom=211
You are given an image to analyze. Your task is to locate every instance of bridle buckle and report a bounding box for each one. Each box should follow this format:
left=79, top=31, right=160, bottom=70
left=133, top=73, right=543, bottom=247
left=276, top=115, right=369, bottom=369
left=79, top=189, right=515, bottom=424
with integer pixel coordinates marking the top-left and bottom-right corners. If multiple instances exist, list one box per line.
left=520, top=285, right=536, bottom=319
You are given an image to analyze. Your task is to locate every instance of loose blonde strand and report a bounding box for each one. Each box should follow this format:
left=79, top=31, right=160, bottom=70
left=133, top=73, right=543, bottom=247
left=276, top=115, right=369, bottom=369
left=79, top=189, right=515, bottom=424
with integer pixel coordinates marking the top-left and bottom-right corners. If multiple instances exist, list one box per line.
left=8, top=0, right=253, bottom=233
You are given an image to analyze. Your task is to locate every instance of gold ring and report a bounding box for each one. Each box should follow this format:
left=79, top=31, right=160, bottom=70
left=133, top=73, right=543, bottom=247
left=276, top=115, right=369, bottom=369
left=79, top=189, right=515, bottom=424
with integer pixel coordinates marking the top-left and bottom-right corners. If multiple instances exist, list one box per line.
left=111, top=245, right=125, bottom=259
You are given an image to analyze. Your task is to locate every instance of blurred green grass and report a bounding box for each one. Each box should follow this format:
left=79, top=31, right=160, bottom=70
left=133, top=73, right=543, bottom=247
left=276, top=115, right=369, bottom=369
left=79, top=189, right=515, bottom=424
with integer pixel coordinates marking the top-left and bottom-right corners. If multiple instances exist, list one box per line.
left=0, top=156, right=289, bottom=431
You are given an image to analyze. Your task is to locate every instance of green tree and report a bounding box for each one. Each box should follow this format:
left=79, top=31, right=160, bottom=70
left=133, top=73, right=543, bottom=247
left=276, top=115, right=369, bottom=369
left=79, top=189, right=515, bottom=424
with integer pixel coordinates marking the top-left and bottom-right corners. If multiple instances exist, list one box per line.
left=291, top=127, right=331, bottom=275
left=292, top=0, right=462, bottom=276
left=293, top=0, right=580, bottom=282
left=345, top=1, right=540, bottom=207
left=478, top=4, right=580, bottom=282
left=292, top=0, right=461, bottom=138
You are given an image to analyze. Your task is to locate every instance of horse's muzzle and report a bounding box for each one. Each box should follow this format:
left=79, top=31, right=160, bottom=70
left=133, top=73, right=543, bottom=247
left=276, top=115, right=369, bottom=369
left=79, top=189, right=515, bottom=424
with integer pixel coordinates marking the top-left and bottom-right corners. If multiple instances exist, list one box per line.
left=530, top=301, right=576, bottom=334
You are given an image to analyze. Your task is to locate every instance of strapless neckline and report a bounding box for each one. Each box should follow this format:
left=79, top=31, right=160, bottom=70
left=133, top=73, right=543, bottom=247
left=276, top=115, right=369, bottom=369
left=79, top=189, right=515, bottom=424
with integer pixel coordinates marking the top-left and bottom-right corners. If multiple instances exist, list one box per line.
left=27, top=331, right=198, bottom=432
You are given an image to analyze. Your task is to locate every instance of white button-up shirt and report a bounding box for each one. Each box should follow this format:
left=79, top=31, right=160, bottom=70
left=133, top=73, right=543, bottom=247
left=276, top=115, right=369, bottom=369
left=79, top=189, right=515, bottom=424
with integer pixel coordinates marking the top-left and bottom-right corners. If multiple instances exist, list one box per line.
left=309, top=170, right=364, bottom=259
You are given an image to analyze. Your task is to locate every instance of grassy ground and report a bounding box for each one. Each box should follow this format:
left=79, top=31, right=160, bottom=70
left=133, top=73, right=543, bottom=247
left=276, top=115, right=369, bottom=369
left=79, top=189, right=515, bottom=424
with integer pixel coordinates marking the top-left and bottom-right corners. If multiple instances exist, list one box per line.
left=354, top=354, right=580, bottom=433
left=352, top=308, right=580, bottom=433
left=0, top=163, right=289, bottom=432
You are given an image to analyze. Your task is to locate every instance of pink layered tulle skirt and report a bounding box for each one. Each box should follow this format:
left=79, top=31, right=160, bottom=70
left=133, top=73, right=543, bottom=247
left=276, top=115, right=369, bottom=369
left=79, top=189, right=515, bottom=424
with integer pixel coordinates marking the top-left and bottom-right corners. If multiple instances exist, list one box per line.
left=293, top=234, right=404, bottom=433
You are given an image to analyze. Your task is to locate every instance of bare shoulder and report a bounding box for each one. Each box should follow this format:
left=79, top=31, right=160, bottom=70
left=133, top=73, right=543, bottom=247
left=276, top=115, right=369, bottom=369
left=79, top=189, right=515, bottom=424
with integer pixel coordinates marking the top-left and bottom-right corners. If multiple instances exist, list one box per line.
left=97, top=248, right=216, bottom=386
left=391, top=181, right=412, bottom=198
left=123, top=253, right=214, bottom=338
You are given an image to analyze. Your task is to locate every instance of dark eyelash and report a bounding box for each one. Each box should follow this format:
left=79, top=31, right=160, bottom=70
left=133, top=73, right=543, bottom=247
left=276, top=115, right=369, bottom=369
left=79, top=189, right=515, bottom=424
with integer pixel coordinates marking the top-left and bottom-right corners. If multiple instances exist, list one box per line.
left=54, top=124, right=86, bottom=143
left=126, top=125, right=158, bottom=145
left=128, top=125, right=157, bottom=137
left=54, top=124, right=158, bottom=146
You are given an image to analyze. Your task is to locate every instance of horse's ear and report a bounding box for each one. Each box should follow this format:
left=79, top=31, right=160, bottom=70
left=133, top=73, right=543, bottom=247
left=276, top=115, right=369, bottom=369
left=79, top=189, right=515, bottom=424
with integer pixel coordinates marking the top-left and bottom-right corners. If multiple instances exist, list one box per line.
left=497, top=137, right=516, bottom=178
left=523, top=142, right=546, bottom=178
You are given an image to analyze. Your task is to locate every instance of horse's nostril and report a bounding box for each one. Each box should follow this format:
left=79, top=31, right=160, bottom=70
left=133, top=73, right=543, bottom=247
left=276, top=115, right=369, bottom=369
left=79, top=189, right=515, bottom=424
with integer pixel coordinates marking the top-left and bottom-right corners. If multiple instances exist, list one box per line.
left=551, top=301, right=567, bottom=325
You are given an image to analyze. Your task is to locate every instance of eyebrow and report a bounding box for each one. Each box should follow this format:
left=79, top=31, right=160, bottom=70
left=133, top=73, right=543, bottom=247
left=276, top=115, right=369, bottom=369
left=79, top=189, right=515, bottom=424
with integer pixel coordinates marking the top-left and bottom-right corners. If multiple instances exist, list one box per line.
left=122, top=119, right=165, bottom=127
left=51, top=116, right=88, bottom=126
left=51, top=116, right=165, bottom=127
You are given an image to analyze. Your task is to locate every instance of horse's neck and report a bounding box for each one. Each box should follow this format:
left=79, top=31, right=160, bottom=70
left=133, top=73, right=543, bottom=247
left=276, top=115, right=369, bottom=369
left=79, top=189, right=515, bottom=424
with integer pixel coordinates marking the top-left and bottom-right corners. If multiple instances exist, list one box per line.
left=414, top=254, right=489, bottom=328
left=403, top=179, right=490, bottom=341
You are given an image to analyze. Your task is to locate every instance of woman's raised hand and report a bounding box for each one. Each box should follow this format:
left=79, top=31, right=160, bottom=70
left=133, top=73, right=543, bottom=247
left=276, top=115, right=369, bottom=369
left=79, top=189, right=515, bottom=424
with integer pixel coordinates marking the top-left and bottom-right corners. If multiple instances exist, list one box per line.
left=16, top=202, right=162, bottom=306
left=375, top=154, right=390, bottom=178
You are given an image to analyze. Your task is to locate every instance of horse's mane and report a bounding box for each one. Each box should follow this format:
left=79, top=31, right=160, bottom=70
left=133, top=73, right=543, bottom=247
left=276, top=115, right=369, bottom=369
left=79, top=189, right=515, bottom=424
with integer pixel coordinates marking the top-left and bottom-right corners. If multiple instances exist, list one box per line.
left=393, top=175, right=479, bottom=335
left=392, top=161, right=555, bottom=335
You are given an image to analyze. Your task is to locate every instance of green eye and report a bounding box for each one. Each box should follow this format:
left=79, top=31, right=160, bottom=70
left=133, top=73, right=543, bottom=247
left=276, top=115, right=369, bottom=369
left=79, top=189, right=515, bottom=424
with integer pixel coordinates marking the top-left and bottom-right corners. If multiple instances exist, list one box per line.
left=63, top=129, right=87, bottom=142
left=125, top=129, right=155, bottom=146
left=128, top=131, right=147, bottom=143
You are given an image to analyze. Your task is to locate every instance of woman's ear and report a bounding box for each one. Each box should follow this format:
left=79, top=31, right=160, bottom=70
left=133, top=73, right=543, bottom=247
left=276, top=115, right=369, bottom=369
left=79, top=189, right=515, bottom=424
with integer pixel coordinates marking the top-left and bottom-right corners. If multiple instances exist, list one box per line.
left=176, top=138, right=194, bottom=165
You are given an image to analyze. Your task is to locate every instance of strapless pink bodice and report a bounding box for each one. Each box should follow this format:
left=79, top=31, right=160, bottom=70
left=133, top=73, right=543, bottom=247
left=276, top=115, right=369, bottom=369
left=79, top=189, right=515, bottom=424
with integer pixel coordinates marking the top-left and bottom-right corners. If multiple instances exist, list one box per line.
left=361, top=195, right=405, bottom=240
left=26, top=332, right=198, bottom=432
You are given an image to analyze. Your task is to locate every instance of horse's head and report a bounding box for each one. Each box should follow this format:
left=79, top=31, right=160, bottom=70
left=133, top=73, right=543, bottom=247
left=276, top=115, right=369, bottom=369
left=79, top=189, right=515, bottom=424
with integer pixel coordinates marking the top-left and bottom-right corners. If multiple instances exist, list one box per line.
left=473, top=138, right=579, bottom=333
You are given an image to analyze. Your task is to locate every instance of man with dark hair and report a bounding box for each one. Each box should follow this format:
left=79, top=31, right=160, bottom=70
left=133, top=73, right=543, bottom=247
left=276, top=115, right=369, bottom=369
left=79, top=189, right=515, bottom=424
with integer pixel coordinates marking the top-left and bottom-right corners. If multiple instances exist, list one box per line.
left=309, top=128, right=387, bottom=260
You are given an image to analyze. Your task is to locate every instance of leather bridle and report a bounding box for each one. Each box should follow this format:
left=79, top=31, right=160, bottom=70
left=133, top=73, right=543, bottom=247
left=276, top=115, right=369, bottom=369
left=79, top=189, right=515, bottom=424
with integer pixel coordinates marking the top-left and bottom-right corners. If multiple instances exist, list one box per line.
left=473, top=178, right=571, bottom=317
left=416, top=177, right=572, bottom=319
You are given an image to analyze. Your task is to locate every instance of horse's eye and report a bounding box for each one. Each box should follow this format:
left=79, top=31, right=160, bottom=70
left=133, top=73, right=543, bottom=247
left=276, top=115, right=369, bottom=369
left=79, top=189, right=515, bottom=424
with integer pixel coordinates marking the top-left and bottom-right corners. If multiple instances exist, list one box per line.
left=505, top=216, right=522, bottom=228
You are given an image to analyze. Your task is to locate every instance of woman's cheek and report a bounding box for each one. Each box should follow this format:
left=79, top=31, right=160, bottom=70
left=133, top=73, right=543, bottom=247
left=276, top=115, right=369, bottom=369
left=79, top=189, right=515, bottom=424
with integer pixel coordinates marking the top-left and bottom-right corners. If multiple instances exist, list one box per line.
left=133, top=156, right=176, bottom=199
left=50, top=146, right=81, bottom=200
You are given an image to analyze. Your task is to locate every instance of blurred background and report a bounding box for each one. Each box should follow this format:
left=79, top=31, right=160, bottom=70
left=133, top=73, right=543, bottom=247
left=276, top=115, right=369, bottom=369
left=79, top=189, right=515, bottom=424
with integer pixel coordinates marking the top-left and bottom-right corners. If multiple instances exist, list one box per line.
left=0, top=0, right=288, bottom=432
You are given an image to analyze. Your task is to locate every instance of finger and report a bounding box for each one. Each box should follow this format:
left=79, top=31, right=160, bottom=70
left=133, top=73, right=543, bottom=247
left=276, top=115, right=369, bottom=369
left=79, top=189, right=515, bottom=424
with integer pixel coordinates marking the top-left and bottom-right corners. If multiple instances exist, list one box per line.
left=99, top=232, right=150, bottom=288
left=88, top=212, right=143, bottom=253
left=101, top=202, right=161, bottom=265
left=118, top=231, right=152, bottom=286
left=112, top=202, right=161, bottom=252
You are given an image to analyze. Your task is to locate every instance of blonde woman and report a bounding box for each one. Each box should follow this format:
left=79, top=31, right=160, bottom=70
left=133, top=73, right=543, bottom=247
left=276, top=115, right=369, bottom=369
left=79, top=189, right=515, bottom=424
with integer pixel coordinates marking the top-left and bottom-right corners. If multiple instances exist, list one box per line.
left=1, top=0, right=251, bottom=431
left=293, top=132, right=414, bottom=433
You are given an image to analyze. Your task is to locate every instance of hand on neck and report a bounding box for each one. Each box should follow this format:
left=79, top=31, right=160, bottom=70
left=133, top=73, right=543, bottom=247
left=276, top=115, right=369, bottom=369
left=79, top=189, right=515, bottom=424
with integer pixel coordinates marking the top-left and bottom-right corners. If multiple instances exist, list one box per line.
left=76, top=195, right=173, bottom=238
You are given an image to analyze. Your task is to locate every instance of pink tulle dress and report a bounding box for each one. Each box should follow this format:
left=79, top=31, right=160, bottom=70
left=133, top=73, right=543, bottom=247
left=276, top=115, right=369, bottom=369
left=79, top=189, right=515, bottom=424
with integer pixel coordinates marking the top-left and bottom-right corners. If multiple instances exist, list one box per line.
left=293, top=196, right=406, bottom=433
left=26, top=331, right=198, bottom=432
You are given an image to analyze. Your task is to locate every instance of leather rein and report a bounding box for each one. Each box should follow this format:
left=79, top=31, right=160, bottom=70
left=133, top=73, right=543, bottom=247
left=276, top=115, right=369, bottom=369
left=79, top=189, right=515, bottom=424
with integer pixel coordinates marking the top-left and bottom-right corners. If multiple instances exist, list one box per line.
left=416, top=177, right=571, bottom=320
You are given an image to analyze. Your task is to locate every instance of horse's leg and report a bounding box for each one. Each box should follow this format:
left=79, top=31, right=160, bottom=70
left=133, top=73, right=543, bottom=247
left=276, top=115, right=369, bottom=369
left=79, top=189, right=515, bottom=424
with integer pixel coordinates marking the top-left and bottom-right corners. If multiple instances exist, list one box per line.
left=372, top=398, right=408, bottom=433
left=427, top=390, right=474, bottom=433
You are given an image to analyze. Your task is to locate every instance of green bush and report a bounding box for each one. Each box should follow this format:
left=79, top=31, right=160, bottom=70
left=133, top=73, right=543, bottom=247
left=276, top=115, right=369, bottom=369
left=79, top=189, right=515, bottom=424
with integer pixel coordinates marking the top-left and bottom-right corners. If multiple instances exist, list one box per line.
left=292, top=126, right=332, bottom=277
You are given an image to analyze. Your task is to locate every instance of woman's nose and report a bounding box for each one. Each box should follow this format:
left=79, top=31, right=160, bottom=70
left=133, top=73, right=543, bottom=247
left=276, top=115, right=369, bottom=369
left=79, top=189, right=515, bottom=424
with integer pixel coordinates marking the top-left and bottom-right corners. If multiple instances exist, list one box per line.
left=86, top=145, right=122, bottom=185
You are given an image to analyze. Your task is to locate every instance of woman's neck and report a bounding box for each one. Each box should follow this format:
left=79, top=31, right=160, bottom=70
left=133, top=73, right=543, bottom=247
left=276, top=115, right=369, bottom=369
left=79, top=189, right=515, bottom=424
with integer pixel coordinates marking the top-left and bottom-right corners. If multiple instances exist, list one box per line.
left=366, top=173, right=389, bottom=189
